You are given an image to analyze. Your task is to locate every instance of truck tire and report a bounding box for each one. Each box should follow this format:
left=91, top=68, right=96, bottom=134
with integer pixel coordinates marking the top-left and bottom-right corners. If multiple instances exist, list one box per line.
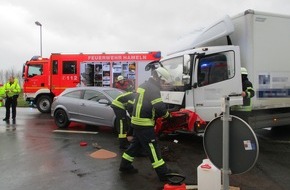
left=36, top=95, right=52, bottom=113
left=54, top=109, right=70, bottom=128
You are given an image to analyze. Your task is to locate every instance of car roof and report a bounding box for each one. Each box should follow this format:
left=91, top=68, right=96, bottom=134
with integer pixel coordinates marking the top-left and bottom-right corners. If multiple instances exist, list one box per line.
left=60, top=86, right=123, bottom=95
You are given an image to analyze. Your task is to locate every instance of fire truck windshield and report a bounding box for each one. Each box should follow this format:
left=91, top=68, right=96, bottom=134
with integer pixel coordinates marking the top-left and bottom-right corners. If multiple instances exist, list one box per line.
left=28, top=64, right=43, bottom=77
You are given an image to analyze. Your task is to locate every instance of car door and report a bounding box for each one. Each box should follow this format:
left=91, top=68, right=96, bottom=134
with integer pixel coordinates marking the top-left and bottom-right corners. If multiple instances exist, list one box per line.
left=60, top=89, right=84, bottom=121
left=81, top=89, right=115, bottom=127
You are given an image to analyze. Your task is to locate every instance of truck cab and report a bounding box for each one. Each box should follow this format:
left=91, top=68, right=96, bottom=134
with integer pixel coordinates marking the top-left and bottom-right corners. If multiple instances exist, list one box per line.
left=22, top=56, right=51, bottom=111
left=160, top=15, right=243, bottom=133
left=161, top=46, right=243, bottom=133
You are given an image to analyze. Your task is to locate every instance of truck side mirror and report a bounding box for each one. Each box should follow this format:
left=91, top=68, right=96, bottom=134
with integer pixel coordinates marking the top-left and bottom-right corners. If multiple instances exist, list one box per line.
left=182, top=75, right=190, bottom=85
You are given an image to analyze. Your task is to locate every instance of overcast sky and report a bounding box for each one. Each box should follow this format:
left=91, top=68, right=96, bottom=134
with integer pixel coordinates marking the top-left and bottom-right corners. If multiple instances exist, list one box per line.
left=1, top=0, right=290, bottom=73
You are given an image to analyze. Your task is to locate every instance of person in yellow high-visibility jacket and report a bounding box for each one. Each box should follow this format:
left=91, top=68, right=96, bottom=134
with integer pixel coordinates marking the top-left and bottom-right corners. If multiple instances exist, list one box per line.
left=3, top=76, right=21, bottom=124
left=0, top=84, right=5, bottom=107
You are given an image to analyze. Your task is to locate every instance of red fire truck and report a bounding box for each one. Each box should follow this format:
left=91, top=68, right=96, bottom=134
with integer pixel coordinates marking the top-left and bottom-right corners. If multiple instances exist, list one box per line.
left=22, top=51, right=161, bottom=113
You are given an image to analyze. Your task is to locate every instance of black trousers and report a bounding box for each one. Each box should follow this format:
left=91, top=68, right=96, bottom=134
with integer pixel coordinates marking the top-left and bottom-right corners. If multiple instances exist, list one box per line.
left=5, top=96, right=17, bottom=119
left=112, top=107, right=130, bottom=139
left=120, top=127, right=168, bottom=178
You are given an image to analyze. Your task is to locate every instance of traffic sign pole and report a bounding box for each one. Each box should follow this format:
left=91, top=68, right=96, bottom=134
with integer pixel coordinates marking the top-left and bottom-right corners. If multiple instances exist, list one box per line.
left=221, top=96, right=230, bottom=190
left=203, top=95, right=259, bottom=190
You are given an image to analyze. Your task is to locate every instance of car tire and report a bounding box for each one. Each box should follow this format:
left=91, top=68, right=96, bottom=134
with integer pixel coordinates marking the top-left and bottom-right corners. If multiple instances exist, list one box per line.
left=54, top=109, right=70, bottom=128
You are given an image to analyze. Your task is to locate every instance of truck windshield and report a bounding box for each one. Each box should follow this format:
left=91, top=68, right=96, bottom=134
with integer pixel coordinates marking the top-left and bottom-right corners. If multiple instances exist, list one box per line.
left=161, top=56, right=184, bottom=86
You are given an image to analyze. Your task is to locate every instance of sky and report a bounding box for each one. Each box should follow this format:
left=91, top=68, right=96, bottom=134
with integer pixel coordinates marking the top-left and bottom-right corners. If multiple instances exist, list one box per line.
left=1, top=0, right=290, bottom=73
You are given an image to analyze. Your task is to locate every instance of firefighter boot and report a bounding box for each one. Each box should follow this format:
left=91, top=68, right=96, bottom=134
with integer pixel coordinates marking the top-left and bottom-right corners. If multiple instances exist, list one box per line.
left=119, top=138, right=130, bottom=150
left=119, top=158, right=138, bottom=174
left=156, top=165, right=173, bottom=182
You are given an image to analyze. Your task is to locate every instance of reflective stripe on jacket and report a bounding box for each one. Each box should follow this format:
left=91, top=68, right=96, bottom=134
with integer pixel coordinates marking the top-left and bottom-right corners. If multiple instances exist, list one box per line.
left=111, top=92, right=135, bottom=111
left=131, top=78, right=170, bottom=127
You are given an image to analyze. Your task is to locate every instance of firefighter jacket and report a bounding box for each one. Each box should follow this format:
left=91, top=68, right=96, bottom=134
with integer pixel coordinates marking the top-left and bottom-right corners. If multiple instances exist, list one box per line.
left=232, top=76, right=255, bottom=112
left=111, top=92, right=136, bottom=115
left=3, top=79, right=21, bottom=98
left=131, top=77, right=170, bottom=127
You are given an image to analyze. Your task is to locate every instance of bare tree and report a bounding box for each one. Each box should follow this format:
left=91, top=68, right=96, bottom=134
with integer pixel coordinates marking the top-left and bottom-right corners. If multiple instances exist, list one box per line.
left=1, top=68, right=22, bottom=86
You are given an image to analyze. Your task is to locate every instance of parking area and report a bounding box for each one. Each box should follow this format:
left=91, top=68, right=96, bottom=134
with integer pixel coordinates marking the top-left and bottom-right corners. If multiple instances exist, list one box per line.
left=1, top=108, right=290, bottom=190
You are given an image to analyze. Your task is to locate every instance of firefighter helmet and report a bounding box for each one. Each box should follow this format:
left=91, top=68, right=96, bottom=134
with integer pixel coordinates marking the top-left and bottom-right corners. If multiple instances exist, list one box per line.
left=155, top=67, right=171, bottom=82
left=117, top=75, right=124, bottom=82
left=241, top=67, right=248, bottom=75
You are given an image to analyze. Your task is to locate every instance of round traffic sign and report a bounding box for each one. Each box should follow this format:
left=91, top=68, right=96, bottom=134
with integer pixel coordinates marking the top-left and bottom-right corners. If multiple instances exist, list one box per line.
left=203, top=115, right=259, bottom=174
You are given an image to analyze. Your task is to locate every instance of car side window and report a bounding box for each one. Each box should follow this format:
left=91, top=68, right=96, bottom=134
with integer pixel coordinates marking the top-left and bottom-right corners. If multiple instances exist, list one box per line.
left=63, top=90, right=82, bottom=99
left=84, top=90, right=107, bottom=102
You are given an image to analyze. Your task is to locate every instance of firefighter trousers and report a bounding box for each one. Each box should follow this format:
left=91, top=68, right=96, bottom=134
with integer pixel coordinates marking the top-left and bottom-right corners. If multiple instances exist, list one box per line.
left=112, top=107, right=130, bottom=149
left=120, top=127, right=169, bottom=179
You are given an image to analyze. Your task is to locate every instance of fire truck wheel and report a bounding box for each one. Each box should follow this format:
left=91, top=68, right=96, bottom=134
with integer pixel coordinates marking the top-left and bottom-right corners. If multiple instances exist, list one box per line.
left=54, top=109, right=70, bottom=128
left=37, top=95, right=52, bottom=113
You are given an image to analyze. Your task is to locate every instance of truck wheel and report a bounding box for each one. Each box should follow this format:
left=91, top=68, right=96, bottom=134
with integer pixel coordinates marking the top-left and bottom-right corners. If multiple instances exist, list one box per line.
left=54, top=109, right=70, bottom=128
left=36, top=95, right=52, bottom=113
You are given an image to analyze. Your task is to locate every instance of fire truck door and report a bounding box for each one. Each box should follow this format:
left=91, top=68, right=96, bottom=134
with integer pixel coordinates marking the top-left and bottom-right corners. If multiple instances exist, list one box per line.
left=24, top=64, right=46, bottom=93
left=51, top=59, right=79, bottom=96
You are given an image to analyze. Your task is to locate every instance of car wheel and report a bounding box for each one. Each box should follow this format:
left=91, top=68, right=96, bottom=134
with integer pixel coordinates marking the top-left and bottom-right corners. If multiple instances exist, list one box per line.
left=37, top=95, right=52, bottom=113
left=54, top=109, right=70, bottom=128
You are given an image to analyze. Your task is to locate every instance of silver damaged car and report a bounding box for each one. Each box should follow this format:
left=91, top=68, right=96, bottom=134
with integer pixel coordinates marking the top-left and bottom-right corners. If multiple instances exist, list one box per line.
left=51, top=87, right=124, bottom=128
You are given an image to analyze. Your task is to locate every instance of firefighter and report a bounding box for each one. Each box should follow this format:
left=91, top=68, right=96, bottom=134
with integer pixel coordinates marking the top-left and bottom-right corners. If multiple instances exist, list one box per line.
left=231, top=67, right=255, bottom=123
left=111, top=91, right=136, bottom=150
left=3, top=76, right=21, bottom=124
left=119, top=67, right=173, bottom=182
left=115, top=75, right=134, bottom=92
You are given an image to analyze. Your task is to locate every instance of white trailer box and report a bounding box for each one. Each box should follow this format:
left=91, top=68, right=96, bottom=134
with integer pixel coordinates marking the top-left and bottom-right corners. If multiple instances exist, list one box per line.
left=231, top=10, right=290, bottom=111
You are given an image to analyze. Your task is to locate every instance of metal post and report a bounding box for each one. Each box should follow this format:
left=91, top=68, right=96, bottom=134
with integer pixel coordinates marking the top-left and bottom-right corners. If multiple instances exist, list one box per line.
left=222, top=96, right=230, bottom=190
left=35, top=21, right=42, bottom=57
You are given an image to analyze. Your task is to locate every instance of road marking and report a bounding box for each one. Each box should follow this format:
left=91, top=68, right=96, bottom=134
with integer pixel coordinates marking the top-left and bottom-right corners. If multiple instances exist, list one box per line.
left=53, top=130, right=98, bottom=134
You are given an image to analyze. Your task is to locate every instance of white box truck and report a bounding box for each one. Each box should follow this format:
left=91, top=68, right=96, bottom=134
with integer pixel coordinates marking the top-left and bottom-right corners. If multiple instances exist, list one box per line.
left=160, top=9, right=290, bottom=133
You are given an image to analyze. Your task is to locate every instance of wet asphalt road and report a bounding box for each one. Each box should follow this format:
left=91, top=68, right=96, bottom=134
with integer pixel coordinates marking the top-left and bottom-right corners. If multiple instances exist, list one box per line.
left=1, top=108, right=290, bottom=190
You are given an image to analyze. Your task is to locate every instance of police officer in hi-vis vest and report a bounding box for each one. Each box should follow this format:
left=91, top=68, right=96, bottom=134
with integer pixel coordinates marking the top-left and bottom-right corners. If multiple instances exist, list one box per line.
left=3, top=76, right=21, bottom=124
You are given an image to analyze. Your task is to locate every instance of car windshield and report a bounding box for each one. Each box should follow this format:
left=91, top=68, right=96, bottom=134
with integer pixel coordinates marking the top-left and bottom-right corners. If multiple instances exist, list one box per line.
left=104, top=89, right=123, bottom=99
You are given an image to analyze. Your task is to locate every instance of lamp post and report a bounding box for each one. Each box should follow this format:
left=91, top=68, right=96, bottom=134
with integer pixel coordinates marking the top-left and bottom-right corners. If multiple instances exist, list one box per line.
left=35, top=21, right=42, bottom=57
